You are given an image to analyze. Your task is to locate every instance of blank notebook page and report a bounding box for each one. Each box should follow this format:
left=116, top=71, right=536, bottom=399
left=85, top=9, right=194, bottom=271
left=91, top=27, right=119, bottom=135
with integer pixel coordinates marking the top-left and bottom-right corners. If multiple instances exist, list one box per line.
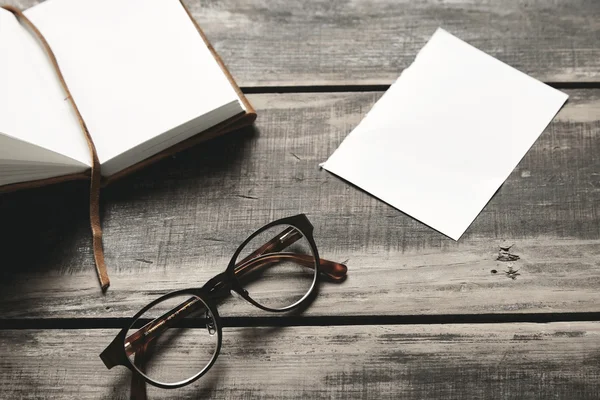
left=0, top=7, right=90, bottom=169
left=24, top=0, right=242, bottom=174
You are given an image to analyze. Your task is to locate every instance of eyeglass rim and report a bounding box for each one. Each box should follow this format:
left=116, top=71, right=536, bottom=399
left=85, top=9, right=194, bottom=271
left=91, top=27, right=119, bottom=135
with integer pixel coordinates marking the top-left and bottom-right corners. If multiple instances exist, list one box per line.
left=226, top=214, right=321, bottom=312
left=119, top=288, right=222, bottom=389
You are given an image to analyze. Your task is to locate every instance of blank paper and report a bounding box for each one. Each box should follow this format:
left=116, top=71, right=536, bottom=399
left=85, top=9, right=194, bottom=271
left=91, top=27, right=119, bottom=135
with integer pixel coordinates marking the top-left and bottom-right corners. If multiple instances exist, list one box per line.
left=322, top=28, right=568, bottom=240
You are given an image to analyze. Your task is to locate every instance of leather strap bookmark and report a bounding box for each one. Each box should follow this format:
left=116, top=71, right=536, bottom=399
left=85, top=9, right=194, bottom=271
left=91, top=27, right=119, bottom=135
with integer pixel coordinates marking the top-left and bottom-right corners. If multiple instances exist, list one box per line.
left=2, top=5, right=110, bottom=291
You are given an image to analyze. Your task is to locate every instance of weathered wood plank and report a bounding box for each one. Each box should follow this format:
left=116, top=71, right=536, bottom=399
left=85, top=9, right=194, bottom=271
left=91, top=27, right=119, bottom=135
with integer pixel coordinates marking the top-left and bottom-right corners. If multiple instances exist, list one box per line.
left=4, top=0, right=600, bottom=85
left=1, top=323, right=599, bottom=399
left=0, top=90, right=598, bottom=318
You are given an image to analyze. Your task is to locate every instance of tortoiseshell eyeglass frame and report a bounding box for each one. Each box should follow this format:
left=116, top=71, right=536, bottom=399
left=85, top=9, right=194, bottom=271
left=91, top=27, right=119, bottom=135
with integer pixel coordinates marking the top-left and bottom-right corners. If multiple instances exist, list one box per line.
left=100, top=214, right=348, bottom=389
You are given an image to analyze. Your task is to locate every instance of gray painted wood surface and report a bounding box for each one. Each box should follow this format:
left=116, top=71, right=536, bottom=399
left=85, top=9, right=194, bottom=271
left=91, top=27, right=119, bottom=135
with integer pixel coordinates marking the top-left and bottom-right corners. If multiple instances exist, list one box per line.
left=4, top=0, right=600, bottom=85
left=1, top=90, right=599, bottom=319
left=1, top=1, right=599, bottom=398
left=1, top=323, right=599, bottom=399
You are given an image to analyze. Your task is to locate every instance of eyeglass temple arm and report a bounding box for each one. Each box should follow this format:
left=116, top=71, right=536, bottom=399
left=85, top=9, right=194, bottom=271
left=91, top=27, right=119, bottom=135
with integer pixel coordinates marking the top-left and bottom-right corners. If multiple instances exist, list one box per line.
left=236, top=226, right=301, bottom=266
left=233, top=253, right=347, bottom=283
left=130, top=340, right=153, bottom=398
left=114, top=229, right=348, bottom=360
left=121, top=296, right=200, bottom=358
left=236, top=226, right=347, bottom=281
left=101, top=293, right=202, bottom=368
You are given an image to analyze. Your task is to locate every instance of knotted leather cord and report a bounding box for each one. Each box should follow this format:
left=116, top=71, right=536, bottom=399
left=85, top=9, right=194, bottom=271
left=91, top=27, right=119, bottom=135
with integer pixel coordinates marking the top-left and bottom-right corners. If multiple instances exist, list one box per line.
left=2, top=5, right=110, bottom=291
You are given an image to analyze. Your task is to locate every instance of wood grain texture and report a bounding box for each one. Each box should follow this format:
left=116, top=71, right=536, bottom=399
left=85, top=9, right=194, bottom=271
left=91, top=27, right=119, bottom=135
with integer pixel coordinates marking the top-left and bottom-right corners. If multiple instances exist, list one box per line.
left=4, top=0, right=600, bottom=85
left=1, top=323, right=599, bottom=399
left=2, top=2, right=599, bottom=398
left=1, top=90, right=598, bottom=318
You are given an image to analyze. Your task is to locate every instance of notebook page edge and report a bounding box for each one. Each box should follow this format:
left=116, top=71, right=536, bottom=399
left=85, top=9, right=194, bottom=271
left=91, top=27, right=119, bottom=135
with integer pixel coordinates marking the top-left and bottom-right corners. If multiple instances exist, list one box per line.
left=0, top=131, right=89, bottom=168
left=99, top=100, right=242, bottom=176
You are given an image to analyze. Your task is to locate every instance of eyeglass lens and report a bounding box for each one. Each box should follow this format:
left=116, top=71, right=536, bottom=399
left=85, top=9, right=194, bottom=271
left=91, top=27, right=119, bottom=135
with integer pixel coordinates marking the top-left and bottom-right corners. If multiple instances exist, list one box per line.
left=125, top=294, right=218, bottom=386
left=233, top=224, right=317, bottom=310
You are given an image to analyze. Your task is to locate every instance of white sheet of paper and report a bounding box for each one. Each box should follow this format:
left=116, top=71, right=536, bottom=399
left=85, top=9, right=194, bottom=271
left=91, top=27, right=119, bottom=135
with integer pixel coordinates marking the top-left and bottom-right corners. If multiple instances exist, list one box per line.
left=322, top=28, right=568, bottom=240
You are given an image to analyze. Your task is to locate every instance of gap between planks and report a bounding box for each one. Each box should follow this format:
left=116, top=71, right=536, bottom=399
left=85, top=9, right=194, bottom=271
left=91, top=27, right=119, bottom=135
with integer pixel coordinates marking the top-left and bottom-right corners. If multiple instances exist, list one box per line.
left=240, top=82, right=600, bottom=94
left=3, top=312, right=600, bottom=330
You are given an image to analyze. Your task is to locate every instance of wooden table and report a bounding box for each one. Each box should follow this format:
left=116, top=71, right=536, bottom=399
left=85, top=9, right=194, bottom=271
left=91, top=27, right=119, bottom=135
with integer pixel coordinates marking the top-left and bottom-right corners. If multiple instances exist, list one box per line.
left=1, top=0, right=600, bottom=398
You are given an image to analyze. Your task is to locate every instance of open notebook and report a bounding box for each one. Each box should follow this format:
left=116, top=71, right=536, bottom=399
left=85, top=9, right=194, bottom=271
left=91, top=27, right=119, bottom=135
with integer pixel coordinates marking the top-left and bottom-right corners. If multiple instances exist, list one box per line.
left=0, top=0, right=256, bottom=189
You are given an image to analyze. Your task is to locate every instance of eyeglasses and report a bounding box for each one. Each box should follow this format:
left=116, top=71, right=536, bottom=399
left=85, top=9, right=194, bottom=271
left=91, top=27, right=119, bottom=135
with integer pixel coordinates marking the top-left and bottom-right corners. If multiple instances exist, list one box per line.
left=100, top=214, right=347, bottom=389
